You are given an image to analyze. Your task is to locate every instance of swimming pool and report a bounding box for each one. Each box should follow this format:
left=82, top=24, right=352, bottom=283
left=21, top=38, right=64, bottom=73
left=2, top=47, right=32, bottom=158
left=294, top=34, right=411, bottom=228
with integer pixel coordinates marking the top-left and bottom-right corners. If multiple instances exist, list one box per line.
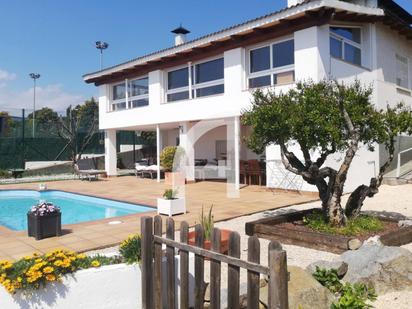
left=0, top=190, right=153, bottom=231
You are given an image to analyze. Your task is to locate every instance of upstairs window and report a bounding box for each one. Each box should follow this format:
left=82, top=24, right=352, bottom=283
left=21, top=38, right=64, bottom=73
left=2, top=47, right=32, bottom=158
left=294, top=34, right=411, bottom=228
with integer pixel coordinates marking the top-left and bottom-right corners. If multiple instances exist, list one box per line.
left=112, top=82, right=127, bottom=111
left=248, top=39, right=295, bottom=89
left=396, top=54, right=409, bottom=89
left=128, top=77, right=149, bottom=108
left=330, top=26, right=361, bottom=66
left=111, top=76, right=148, bottom=111
left=166, top=57, right=224, bottom=102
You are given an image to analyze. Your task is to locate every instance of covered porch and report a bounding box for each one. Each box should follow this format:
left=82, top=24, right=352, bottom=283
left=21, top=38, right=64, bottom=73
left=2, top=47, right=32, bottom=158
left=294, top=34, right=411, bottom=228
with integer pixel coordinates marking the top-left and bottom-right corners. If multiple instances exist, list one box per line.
left=104, top=116, right=266, bottom=191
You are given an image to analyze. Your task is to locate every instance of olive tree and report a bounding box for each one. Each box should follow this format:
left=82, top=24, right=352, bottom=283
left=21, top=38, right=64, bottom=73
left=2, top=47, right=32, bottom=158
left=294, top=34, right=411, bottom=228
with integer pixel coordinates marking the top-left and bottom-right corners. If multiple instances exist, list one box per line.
left=242, top=80, right=412, bottom=226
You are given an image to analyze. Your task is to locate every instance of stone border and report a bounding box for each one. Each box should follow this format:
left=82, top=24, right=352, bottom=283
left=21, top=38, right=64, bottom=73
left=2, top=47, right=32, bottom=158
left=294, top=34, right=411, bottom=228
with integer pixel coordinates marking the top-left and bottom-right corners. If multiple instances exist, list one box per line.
left=245, top=208, right=412, bottom=253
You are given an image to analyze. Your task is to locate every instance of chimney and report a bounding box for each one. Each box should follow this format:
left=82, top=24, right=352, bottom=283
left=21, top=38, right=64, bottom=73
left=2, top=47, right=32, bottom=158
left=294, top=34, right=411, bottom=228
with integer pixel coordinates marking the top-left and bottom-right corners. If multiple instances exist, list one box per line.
left=171, top=25, right=190, bottom=46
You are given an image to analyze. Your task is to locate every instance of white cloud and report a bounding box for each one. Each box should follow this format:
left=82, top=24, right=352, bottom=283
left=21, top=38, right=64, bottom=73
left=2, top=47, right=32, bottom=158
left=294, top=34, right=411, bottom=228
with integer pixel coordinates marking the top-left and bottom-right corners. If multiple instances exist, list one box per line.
left=0, top=69, right=17, bottom=82
left=0, top=84, right=85, bottom=115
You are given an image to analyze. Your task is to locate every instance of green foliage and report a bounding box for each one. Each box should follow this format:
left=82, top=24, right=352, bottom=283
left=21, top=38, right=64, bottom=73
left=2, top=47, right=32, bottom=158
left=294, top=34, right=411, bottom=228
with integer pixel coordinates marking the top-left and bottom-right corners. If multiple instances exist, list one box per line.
left=163, top=189, right=177, bottom=200
left=200, top=205, right=214, bottom=241
left=119, top=234, right=142, bottom=264
left=0, top=169, right=10, bottom=179
left=242, top=80, right=377, bottom=154
left=160, top=146, right=185, bottom=171
left=303, top=213, right=383, bottom=236
left=331, top=283, right=377, bottom=309
left=312, top=266, right=343, bottom=293
left=313, top=267, right=377, bottom=309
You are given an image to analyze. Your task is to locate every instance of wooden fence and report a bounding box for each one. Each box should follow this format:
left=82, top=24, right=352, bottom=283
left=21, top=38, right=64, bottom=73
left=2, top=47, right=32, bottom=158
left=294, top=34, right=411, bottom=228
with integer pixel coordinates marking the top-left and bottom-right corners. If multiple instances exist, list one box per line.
left=141, top=216, right=289, bottom=309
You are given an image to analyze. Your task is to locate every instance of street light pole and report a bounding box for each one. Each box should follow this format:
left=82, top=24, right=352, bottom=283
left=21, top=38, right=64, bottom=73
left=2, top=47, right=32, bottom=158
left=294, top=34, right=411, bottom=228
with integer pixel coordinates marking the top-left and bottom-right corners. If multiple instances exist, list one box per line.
left=95, top=41, right=109, bottom=70
left=29, top=73, right=40, bottom=138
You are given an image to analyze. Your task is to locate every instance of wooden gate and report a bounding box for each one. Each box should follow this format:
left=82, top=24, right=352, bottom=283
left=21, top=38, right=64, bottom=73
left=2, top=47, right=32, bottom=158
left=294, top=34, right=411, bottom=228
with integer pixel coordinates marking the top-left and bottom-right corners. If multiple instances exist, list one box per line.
left=141, top=216, right=289, bottom=309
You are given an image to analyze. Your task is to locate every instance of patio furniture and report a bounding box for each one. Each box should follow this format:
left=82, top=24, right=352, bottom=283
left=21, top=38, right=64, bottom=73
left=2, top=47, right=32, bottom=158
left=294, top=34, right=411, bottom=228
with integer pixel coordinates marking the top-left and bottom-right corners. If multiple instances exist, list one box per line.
left=136, top=163, right=164, bottom=179
left=240, top=160, right=248, bottom=184
left=247, top=159, right=265, bottom=186
left=74, top=164, right=106, bottom=181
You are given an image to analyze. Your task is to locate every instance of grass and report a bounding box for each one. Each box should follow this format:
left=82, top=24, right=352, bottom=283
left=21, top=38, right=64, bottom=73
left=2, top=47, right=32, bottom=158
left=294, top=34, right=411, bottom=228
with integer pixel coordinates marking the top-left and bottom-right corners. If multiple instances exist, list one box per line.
left=303, top=212, right=384, bottom=236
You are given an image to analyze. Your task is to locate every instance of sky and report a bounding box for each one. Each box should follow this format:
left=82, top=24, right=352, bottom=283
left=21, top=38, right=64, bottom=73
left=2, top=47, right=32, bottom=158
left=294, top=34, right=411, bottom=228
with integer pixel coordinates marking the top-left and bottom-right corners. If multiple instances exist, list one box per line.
left=0, top=0, right=411, bottom=114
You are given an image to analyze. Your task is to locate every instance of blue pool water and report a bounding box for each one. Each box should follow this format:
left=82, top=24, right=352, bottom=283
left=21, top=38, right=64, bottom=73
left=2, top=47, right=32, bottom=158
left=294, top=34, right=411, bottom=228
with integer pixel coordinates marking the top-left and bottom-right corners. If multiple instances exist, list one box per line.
left=0, top=190, right=153, bottom=231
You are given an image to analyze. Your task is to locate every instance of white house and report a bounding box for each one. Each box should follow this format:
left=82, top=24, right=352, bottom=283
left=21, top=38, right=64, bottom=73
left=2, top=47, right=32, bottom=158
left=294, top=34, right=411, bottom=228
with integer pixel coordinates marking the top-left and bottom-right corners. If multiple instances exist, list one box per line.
left=83, top=0, right=412, bottom=193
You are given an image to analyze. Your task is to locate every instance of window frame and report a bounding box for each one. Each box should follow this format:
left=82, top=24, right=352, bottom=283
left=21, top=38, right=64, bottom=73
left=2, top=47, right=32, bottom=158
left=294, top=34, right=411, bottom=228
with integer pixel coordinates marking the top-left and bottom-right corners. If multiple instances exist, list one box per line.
left=128, top=76, right=149, bottom=109
left=329, top=25, right=362, bottom=66
left=109, top=75, right=149, bottom=112
left=246, top=37, right=295, bottom=89
left=165, top=55, right=225, bottom=103
left=395, top=53, right=410, bottom=90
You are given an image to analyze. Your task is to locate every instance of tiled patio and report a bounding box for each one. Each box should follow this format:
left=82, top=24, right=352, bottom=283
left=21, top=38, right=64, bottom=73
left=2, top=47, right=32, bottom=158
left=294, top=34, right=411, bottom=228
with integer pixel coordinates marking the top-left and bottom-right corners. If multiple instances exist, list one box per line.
left=0, top=177, right=318, bottom=260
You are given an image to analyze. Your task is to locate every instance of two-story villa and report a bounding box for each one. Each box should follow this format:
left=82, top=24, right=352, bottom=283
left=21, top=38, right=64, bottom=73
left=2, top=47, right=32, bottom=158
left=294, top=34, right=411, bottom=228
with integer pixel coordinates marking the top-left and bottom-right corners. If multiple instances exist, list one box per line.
left=83, top=0, right=412, bottom=193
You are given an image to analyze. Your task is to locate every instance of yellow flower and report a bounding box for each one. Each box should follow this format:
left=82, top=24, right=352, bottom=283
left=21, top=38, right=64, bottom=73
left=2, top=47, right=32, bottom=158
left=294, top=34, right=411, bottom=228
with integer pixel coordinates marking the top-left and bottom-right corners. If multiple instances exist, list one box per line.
left=91, top=260, right=100, bottom=267
left=76, top=254, right=86, bottom=259
left=54, top=260, right=63, bottom=267
left=45, top=274, right=56, bottom=281
left=17, top=277, right=22, bottom=283
left=43, top=266, right=54, bottom=274
left=35, top=258, right=42, bottom=263
left=61, top=259, right=71, bottom=268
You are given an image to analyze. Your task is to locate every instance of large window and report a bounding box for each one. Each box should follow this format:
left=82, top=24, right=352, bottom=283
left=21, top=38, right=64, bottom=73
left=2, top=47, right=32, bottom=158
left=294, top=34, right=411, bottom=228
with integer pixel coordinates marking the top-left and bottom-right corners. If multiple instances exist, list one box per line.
left=166, top=57, right=224, bottom=102
left=248, top=39, right=295, bottom=89
left=128, top=77, right=149, bottom=108
left=330, top=26, right=362, bottom=66
left=111, top=76, right=148, bottom=111
left=396, top=54, right=409, bottom=89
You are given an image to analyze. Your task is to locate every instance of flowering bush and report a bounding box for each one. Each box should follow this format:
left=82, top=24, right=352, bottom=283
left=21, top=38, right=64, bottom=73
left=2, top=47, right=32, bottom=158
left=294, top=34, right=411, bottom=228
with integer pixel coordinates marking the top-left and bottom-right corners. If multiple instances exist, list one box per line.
left=29, top=202, right=60, bottom=216
left=119, top=234, right=141, bottom=264
left=0, top=249, right=120, bottom=294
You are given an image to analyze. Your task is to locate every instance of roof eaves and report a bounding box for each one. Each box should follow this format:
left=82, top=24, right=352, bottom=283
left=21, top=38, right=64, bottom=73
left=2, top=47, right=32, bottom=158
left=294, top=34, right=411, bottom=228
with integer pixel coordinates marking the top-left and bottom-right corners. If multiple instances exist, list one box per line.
left=83, top=0, right=384, bottom=83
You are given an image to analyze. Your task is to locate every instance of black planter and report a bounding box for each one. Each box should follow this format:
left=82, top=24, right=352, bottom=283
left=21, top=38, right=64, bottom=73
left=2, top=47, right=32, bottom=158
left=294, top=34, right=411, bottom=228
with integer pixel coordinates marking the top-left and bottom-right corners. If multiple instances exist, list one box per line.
left=27, top=212, right=62, bottom=240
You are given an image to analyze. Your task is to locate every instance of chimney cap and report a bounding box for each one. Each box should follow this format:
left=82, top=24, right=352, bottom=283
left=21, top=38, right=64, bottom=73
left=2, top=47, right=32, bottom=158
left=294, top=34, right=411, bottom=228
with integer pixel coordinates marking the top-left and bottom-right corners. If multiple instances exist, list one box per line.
left=171, top=25, right=190, bottom=35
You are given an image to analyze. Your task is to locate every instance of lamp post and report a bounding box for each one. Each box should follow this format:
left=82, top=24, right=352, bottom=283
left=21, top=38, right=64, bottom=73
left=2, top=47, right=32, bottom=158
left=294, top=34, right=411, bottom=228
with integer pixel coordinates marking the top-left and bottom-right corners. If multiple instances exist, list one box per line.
left=29, top=73, right=40, bottom=138
left=95, top=41, right=109, bottom=70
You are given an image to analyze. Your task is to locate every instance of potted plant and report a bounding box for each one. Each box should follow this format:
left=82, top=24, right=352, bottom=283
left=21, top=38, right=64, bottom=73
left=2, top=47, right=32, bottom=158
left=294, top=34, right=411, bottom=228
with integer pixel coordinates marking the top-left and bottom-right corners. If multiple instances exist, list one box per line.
left=157, top=189, right=186, bottom=217
left=188, top=206, right=231, bottom=254
left=160, top=146, right=185, bottom=185
left=27, top=201, right=62, bottom=240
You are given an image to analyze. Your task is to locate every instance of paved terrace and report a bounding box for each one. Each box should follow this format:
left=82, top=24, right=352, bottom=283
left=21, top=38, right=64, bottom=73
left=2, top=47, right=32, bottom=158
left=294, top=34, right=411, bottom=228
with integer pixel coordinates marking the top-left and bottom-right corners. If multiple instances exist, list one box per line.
left=0, top=177, right=317, bottom=261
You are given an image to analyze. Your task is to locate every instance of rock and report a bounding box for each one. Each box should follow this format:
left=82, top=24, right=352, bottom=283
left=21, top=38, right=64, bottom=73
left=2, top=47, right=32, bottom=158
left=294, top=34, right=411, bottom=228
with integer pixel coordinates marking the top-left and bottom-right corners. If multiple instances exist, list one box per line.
left=306, top=260, right=348, bottom=277
left=341, top=243, right=412, bottom=294
left=259, top=266, right=334, bottom=309
left=348, top=238, right=362, bottom=250
left=363, top=235, right=383, bottom=246
left=398, top=220, right=412, bottom=228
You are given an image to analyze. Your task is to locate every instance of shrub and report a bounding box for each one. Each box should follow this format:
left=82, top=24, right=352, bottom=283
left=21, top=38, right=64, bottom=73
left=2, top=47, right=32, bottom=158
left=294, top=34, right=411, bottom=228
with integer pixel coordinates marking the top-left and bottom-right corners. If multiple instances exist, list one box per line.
left=200, top=205, right=214, bottom=241
left=303, top=213, right=384, bottom=236
left=119, top=234, right=142, bottom=264
left=163, top=189, right=177, bottom=200
left=313, top=267, right=377, bottom=309
left=160, top=146, right=184, bottom=172
left=0, top=250, right=120, bottom=294
left=0, top=169, right=10, bottom=179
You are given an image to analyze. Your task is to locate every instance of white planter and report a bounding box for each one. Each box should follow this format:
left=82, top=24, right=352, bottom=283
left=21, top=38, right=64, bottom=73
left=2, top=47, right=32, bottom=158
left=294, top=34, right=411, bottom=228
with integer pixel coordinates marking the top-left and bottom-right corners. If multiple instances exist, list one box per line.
left=157, top=197, right=186, bottom=216
left=0, top=254, right=195, bottom=309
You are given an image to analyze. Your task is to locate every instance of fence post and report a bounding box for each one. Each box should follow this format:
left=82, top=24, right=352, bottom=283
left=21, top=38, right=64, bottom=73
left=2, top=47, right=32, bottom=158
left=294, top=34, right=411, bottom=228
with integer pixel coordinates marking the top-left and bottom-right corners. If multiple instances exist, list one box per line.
left=194, top=224, right=205, bottom=309
left=210, top=228, right=221, bottom=309
left=247, top=236, right=260, bottom=309
left=268, top=241, right=288, bottom=309
left=141, top=216, right=154, bottom=309
left=166, top=218, right=176, bottom=309
left=227, top=232, right=240, bottom=309
left=154, top=216, right=163, bottom=309
left=180, top=221, right=189, bottom=309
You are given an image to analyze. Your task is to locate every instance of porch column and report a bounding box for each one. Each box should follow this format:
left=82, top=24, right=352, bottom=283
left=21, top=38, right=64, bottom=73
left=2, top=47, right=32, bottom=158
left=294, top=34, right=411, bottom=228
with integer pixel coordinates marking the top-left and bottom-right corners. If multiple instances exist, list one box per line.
left=156, top=124, right=161, bottom=182
left=234, top=116, right=240, bottom=191
left=180, top=122, right=195, bottom=182
left=105, top=129, right=117, bottom=176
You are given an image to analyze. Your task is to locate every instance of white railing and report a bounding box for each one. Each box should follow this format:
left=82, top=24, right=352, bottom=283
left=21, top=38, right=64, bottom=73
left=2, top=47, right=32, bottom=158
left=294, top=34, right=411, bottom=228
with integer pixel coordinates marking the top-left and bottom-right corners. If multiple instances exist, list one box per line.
left=396, top=147, right=412, bottom=178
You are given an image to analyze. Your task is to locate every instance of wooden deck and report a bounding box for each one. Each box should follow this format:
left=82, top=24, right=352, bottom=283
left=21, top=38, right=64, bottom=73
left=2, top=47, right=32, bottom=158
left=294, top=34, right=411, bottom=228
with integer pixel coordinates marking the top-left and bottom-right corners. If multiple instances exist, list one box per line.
left=0, top=177, right=317, bottom=260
